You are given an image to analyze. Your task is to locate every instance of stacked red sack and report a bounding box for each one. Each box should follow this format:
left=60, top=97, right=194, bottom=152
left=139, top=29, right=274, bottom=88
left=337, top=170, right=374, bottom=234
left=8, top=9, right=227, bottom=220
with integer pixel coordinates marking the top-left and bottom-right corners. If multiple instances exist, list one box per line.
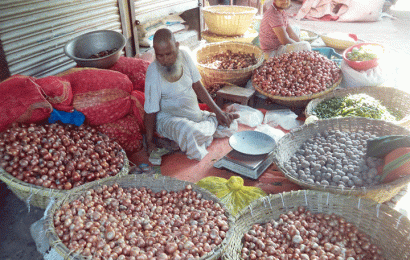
left=0, top=57, right=150, bottom=153
left=0, top=75, right=53, bottom=132
left=109, top=56, right=149, bottom=92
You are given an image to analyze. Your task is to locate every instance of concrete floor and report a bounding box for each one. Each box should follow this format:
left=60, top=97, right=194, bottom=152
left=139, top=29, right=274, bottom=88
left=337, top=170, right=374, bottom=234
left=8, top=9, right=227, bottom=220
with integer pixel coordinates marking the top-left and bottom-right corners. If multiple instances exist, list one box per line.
left=1, top=2, right=410, bottom=260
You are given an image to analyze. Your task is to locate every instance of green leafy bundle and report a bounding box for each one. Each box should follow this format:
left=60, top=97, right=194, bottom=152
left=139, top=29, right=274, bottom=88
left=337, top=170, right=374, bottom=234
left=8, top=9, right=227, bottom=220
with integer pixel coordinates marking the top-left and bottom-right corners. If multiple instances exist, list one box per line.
left=314, top=93, right=398, bottom=121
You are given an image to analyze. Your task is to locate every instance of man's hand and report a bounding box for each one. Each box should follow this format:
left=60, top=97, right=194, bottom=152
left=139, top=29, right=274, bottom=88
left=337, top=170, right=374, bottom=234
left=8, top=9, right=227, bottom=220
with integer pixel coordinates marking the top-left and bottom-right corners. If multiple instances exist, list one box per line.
left=146, top=140, right=158, bottom=155
left=216, top=112, right=240, bottom=127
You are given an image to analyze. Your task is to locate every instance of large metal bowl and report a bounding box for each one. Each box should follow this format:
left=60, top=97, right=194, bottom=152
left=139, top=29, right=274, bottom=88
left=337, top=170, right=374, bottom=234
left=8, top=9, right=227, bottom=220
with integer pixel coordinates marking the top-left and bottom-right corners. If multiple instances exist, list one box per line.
left=64, top=30, right=126, bottom=69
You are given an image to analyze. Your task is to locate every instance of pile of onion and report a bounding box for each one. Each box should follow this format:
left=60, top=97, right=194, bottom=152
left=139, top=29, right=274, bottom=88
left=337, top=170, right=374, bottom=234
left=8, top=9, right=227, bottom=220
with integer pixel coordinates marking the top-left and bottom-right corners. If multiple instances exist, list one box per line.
left=53, top=184, right=229, bottom=260
left=202, top=50, right=258, bottom=70
left=0, top=123, right=125, bottom=190
left=252, top=51, right=341, bottom=97
left=241, top=207, right=384, bottom=260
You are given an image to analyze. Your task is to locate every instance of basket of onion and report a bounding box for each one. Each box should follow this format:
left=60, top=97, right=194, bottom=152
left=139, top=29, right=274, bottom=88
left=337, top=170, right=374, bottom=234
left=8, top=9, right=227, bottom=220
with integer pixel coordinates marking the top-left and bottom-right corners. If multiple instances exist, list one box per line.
left=272, top=117, right=410, bottom=204
left=194, top=42, right=265, bottom=87
left=304, top=86, right=410, bottom=128
left=252, top=50, right=342, bottom=108
left=223, top=190, right=410, bottom=260
left=44, top=174, right=235, bottom=260
left=0, top=123, right=129, bottom=209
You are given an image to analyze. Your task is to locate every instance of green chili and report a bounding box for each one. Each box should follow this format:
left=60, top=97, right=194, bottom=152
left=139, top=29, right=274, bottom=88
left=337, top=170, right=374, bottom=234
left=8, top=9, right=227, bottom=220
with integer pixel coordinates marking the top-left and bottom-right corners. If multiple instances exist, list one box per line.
left=313, top=93, right=399, bottom=121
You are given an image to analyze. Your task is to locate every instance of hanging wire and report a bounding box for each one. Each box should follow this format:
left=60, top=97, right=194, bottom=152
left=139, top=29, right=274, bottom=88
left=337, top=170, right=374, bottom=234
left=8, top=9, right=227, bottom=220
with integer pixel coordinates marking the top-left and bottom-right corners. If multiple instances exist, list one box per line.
left=396, top=214, right=405, bottom=229
left=279, top=193, right=285, bottom=208
left=26, top=186, right=34, bottom=213
left=304, top=190, right=308, bottom=206
left=248, top=204, right=254, bottom=216
left=376, top=203, right=382, bottom=218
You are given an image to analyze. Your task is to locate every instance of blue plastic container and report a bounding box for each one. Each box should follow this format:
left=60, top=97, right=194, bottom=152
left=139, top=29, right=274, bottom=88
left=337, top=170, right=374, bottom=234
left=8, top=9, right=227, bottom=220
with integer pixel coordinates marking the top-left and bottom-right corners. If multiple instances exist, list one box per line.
left=312, top=47, right=342, bottom=66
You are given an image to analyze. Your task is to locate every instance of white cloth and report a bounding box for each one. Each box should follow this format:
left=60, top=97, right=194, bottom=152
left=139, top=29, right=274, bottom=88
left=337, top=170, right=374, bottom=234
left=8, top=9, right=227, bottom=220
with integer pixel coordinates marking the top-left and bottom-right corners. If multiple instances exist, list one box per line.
left=144, top=48, right=219, bottom=161
left=156, top=112, right=218, bottom=160
left=269, top=41, right=312, bottom=58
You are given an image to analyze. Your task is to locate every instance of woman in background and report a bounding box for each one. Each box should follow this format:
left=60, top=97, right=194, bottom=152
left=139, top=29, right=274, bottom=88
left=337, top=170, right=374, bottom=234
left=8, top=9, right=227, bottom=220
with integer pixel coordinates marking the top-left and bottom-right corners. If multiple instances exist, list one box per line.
left=259, top=0, right=311, bottom=57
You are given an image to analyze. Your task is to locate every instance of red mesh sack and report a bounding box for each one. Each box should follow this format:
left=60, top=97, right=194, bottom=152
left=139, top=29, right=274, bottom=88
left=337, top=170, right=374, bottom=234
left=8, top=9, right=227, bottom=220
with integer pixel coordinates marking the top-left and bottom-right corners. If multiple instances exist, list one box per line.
left=62, top=68, right=133, bottom=126
left=35, top=76, right=74, bottom=112
left=96, top=114, right=144, bottom=153
left=109, top=56, right=150, bottom=92
left=130, top=90, right=145, bottom=131
left=0, top=75, right=53, bottom=132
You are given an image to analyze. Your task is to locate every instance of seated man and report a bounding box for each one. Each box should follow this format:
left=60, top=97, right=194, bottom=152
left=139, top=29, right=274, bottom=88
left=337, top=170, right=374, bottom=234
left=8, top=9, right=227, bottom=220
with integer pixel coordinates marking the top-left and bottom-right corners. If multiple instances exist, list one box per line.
left=144, top=28, right=239, bottom=161
left=259, top=0, right=311, bottom=58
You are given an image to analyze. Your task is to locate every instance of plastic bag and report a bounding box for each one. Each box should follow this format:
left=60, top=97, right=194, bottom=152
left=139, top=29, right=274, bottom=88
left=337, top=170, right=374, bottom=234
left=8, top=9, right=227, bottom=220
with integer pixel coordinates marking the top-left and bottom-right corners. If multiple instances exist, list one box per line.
left=263, top=109, right=302, bottom=130
left=196, top=176, right=267, bottom=216
left=225, top=103, right=264, bottom=127
left=213, top=119, right=239, bottom=138
left=341, top=60, right=387, bottom=88
left=254, top=124, right=285, bottom=143
left=367, top=135, right=410, bottom=158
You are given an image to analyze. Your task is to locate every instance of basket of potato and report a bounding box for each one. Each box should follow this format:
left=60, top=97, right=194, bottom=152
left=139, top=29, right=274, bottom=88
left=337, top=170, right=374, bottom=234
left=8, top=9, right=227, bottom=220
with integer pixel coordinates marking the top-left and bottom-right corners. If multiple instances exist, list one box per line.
left=273, top=117, right=410, bottom=204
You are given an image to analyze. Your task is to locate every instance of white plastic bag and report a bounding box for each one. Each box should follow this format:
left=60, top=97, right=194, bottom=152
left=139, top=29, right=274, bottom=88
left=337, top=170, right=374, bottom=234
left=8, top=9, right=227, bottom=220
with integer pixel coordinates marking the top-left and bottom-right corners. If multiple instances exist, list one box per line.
left=263, top=109, right=302, bottom=130
left=213, top=119, right=239, bottom=138
left=341, top=60, right=387, bottom=88
left=254, top=124, right=285, bottom=143
left=225, top=103, right=264, bottom=127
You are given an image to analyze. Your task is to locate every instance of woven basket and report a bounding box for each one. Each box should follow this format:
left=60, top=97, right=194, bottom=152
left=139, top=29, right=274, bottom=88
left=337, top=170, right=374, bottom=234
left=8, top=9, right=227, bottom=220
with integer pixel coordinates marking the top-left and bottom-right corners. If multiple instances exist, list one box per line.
left=320, top=33, right=357, bottom=50
left=202, top=5, right=258, bottom=36
left=201, top=28, right=258, bottom=44
left=305, top=86, right=410, bottom=128
left=45, top=174, right=235, bottom=260
left=253, top=75, right=342, bottom=108
left=222, top=190, right=410, bottom=260
left=194, top=42, right=264, bottom=87
left=0, top=150, right=129, bottom=209
left=273, top=117, right=410, bottom=204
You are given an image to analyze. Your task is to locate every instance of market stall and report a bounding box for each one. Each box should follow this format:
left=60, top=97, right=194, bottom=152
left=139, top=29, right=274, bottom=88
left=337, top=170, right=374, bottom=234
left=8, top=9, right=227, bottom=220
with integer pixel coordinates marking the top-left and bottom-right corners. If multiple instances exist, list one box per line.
left=1, top=1, right=410, bottom=259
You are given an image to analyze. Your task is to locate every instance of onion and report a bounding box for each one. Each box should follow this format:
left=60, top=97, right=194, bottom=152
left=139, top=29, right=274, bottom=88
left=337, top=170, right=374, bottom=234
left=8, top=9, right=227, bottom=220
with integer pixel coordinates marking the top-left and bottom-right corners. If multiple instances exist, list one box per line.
left=240, top=207, right=384, bottom=260
left=53, top=184, right=229, bottom=259
left=0, top=123, right=125, bottom=190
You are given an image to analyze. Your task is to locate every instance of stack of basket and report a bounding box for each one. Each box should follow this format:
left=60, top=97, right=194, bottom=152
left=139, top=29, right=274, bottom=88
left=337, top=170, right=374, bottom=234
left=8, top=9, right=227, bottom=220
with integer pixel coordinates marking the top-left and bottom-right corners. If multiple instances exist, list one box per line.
left=202, top=5, right=258, bottom=44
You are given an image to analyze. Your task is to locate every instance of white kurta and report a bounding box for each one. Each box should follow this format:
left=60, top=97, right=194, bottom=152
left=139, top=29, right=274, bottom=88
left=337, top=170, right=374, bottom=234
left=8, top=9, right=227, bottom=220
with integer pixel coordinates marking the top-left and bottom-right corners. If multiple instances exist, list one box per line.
left=144, top=48, right=218, bottom=160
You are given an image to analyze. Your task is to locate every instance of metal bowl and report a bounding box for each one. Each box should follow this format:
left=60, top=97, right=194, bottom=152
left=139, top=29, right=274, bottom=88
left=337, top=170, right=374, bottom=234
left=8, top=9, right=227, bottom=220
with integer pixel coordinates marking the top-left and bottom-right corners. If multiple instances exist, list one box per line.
left=229, top=130, right=276, bottom=155
left=64, top=30, right=126, bottom=69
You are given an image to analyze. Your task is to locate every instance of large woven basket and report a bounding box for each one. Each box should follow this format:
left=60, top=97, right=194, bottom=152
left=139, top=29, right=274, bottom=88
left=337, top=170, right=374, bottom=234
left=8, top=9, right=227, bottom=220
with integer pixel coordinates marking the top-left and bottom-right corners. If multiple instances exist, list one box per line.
left=305, top=86, right=410, bottom=128
left=194, top=42, right=264, bottom=87
left=201, top=28, right=258, bottom=44
left=222, top=190, right=410, bottom=260
left=202, top=5, right=258, bottom=36
left=45, top=174, right=235, bottom=260
left=320, top=33, right=357, bottom=50
left=0, top=150, right=129, bottom=209
left=253, top=75, right=342, bottom=108
left=273, top=117, right=410, bottom=204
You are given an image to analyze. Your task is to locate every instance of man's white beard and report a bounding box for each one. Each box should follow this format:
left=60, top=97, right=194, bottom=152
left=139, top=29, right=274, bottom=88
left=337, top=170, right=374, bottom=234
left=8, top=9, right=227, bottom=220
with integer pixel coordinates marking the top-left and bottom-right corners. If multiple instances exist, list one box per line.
left=156, top=51, right=183, bottom=82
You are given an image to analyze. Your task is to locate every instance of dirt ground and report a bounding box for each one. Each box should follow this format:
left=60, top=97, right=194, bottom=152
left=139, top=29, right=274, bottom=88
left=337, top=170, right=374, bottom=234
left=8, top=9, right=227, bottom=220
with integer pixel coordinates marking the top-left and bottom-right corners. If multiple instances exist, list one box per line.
left=0, top=1, right=409, bottom=259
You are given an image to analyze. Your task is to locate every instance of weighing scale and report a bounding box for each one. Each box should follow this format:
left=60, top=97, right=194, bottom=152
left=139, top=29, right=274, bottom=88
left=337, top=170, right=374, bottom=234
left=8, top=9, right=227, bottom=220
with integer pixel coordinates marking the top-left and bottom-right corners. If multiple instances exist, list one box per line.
left=214, top=149, right=275, bottom=180
left=213, top=130, right=276, bottom=180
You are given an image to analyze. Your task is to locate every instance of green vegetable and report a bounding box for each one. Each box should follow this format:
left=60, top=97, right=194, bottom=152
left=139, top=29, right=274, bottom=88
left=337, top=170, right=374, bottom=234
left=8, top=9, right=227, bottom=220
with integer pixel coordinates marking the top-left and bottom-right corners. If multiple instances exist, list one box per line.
left=346, top=45, right=383, bottom=61
left=313, top=93, right=399, bottom=121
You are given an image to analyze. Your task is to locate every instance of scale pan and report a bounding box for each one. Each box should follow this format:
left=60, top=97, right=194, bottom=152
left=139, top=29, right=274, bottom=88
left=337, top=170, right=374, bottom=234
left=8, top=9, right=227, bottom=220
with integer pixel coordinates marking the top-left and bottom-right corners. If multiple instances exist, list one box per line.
left=229, top=130, right=276, bottom=155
